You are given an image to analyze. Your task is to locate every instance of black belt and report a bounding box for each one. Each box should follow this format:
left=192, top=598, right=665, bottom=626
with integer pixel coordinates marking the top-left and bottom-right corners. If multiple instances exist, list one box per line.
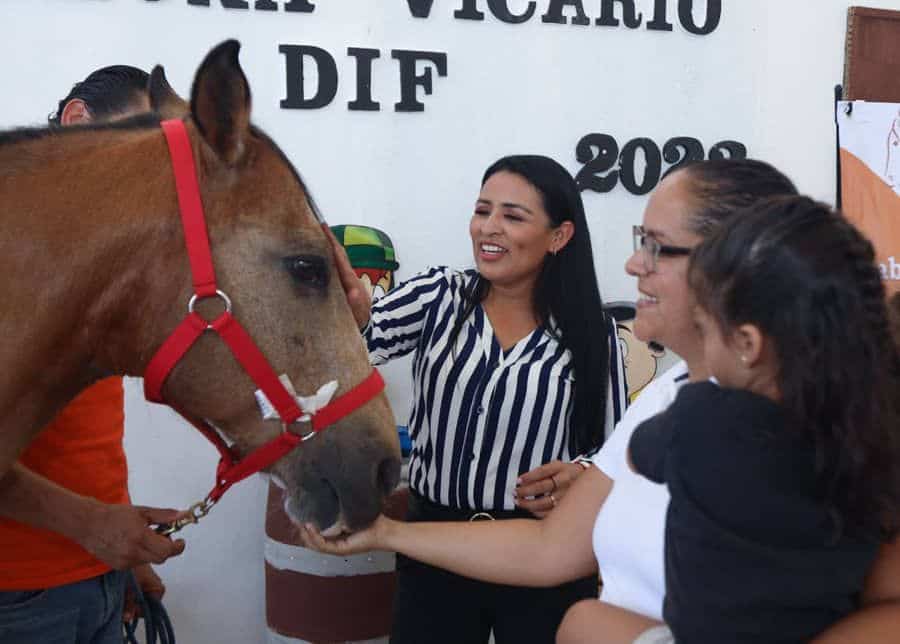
left=407, top=490, right=535, bottom=523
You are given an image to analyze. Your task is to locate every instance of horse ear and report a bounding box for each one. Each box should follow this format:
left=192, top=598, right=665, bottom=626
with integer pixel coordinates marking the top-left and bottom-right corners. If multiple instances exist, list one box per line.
left=189, top=39, right=251, bottom=166
left=148, top=65, right=189, bottom=119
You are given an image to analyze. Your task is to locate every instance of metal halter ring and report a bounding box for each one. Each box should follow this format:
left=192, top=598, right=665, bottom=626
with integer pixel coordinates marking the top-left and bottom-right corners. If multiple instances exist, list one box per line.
left=188, top=289, right=233, bottom=317
left=283, top=421, right=320, bottom=443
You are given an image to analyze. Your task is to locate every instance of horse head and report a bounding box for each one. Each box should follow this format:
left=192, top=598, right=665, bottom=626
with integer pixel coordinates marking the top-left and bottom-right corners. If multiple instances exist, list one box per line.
left=0, top=41, right=401, bottom=537
left=144, top=41, right=401, bottom=533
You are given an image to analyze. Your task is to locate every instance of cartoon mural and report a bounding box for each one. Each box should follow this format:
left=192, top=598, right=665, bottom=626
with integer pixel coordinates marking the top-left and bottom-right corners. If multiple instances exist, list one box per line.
left=605, top=301, right=666, bottom=403
left=330, top=224, right=400, bottom=300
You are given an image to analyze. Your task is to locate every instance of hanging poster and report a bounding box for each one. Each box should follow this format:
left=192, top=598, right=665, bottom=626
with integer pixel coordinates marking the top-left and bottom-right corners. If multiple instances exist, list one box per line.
left=838, top=100, right=900, bottom=296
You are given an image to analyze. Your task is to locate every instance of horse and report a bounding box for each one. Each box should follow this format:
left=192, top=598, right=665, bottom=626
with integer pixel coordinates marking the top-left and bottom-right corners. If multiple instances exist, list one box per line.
left=0, top=40, right=399, bottom=534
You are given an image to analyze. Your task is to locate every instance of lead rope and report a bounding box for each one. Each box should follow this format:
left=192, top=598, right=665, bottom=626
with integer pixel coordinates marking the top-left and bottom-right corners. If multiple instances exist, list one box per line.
left=122, top=571, right=176, bottom=644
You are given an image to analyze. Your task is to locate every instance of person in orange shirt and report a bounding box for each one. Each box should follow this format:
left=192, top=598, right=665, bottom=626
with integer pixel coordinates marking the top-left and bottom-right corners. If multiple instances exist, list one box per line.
left=0, top=65, right=185, bottom=644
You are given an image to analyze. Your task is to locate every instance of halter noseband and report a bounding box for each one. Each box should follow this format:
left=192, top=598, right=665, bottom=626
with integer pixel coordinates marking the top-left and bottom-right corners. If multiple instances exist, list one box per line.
left=143, top=119, right=384, bottom=531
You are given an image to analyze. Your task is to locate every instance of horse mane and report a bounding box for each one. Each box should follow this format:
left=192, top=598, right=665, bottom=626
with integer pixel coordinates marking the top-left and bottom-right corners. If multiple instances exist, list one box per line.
left=0, top=113, right=323, bottom=223
left=0, top=113, right=162, bottom=148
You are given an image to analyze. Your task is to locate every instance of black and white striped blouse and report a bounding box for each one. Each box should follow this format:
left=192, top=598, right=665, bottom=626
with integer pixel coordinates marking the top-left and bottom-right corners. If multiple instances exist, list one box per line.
left=365, top=267, right=627, bottom=511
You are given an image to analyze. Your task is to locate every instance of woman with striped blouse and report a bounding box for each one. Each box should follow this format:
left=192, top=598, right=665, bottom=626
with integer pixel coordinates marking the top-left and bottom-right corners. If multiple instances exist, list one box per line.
left=328, top=154, right=626, bottom=644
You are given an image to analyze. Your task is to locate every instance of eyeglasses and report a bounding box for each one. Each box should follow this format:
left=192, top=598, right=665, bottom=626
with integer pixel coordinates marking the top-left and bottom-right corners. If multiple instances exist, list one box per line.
left=632, top=225, right=692, bottom=273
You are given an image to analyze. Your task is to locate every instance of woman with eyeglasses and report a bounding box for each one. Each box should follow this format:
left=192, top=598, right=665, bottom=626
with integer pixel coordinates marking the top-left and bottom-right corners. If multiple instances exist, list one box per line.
left=304, top=159, right=900, bottom=643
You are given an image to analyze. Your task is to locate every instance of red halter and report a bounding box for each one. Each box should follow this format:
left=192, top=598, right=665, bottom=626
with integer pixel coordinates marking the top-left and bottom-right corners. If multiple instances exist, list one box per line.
left=144, top=119, right=384, bottom=515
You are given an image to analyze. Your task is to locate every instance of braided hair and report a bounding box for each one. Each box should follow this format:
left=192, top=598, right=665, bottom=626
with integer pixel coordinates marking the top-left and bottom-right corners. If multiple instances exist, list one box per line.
left=890, top=292, right=900, bottom=351
left=689, top=196, right=900, bottom=539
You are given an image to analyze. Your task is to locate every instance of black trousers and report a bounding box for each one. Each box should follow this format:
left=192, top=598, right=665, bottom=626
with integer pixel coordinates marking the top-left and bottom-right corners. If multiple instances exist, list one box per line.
left=390, top=492, right=598, bottom=644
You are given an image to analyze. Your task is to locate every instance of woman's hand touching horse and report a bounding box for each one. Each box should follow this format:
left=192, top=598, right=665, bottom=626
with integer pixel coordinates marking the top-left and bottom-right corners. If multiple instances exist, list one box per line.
left=298, top=513, right=393, bottom=556
left=322, top=223, right=372, bottom=329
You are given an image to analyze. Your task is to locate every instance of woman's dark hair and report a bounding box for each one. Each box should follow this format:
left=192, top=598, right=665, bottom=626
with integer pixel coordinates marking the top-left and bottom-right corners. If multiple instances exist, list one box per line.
left=450, top=155, right=610, bottom=455
left=678, top=158, right=799, bottom=239
left=48, top=65, right=149, bottom=126
left=689, top=196, right=900, bottom=539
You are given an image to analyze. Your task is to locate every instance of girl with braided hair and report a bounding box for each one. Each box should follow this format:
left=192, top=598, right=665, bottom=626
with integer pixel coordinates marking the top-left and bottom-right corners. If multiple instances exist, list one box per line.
left=602, top=196, right=900, bottom=643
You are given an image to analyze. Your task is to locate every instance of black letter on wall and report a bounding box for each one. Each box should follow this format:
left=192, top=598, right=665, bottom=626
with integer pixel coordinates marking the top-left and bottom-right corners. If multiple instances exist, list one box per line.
left=406, top=0, right=435, bottom=18
left=391, top=50, right=448, bottom=112
left=454, top=0, right=485, bottom=20
left=348, top=48, right=381, bottom=111
left=186, top=0, right=250, bottom=7
left=254, top=0, right=277, bottom=9
left=284, top=0, right=315, bottom=12
left=488, top=0, right=536, bottom=23
left=646, top=0, right=673, bottom=31
left=280, top=45, right=338, bottom=109
left=542, top=0, right=590, bottom=25
left=596, top=0, right=643, bottom=28
left=678, top=0, right=721, bottom=35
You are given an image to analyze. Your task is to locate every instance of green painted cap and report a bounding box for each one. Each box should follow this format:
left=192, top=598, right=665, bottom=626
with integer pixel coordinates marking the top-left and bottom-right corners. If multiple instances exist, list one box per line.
left=330, top=224, right=399, bottom=270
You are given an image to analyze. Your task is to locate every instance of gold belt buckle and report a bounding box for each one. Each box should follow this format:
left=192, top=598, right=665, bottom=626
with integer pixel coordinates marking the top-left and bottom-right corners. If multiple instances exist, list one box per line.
left=469, top=511, right=495, bottom=521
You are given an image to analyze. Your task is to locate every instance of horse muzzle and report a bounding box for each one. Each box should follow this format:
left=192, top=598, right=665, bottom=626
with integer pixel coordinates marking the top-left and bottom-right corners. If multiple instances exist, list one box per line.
left=279, top=421, right=401, bottom=532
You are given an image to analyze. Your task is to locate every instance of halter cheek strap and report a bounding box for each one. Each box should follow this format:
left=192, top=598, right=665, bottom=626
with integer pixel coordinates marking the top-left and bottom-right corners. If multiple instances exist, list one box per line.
left=144, top=118, right=384, bottom=521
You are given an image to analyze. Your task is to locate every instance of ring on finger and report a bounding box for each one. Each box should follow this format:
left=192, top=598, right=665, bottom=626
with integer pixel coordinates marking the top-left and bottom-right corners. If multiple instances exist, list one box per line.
left=550, top=474, right=558, bottom=493
left=549, top=493, right=557, bottom=508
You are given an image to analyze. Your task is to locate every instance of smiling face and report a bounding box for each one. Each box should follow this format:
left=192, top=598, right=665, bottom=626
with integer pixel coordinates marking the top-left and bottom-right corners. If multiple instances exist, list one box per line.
left=470, top=171, right=568, bottom=293
left=625, top=171, right=703, bottom=360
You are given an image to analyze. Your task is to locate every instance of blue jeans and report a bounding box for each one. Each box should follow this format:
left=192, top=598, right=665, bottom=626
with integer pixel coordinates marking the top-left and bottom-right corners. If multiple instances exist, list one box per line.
left=0, top=569, right=127, bottom=644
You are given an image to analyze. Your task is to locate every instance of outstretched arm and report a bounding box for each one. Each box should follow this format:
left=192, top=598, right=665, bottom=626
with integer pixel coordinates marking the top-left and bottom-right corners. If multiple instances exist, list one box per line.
left=0, top=463, right=186, bottom=569
left=812, top=537, right=900, bottom=642
left=301, top=466, right=612, bottom=588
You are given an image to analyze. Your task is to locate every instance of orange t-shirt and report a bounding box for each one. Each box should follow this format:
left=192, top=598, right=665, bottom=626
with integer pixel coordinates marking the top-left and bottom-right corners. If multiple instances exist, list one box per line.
left=0, top=377, right=127, bottom=590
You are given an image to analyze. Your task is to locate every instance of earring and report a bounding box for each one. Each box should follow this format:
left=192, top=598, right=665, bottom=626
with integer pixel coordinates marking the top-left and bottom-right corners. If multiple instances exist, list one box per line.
left=740, top=355, right=748, bottom=365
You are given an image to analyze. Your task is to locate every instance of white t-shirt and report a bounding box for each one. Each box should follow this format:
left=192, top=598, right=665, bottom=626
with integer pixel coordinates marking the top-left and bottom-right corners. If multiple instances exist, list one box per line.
left=591, top=361, right=689, bottom=621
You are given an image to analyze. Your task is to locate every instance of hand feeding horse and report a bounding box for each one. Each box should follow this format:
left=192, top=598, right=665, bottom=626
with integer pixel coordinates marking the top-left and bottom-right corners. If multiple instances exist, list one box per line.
left=0, top=40, right=399, bottom=535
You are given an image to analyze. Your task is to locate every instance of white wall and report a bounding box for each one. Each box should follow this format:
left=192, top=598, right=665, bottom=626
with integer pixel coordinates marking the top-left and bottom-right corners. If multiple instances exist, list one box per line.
left=4, top=1, right=900, bottom=641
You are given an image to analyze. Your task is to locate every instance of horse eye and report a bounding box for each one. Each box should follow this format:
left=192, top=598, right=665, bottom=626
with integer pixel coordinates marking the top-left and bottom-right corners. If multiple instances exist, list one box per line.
left=283, top=255, right=328, bottom=290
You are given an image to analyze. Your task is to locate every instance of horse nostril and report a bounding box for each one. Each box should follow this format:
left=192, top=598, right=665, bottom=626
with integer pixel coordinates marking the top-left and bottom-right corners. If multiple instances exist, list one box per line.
left=376, top=456, right=401, bottom=496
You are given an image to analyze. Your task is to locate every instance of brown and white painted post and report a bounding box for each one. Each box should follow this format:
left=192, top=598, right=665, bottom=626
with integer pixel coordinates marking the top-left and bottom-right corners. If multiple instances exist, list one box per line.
left=265, top=481, right=409, bottom=644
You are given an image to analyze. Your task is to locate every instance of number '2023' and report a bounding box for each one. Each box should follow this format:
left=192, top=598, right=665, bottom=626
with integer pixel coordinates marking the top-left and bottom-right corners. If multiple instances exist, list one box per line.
left=575, top=134, right=747, bottom=195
